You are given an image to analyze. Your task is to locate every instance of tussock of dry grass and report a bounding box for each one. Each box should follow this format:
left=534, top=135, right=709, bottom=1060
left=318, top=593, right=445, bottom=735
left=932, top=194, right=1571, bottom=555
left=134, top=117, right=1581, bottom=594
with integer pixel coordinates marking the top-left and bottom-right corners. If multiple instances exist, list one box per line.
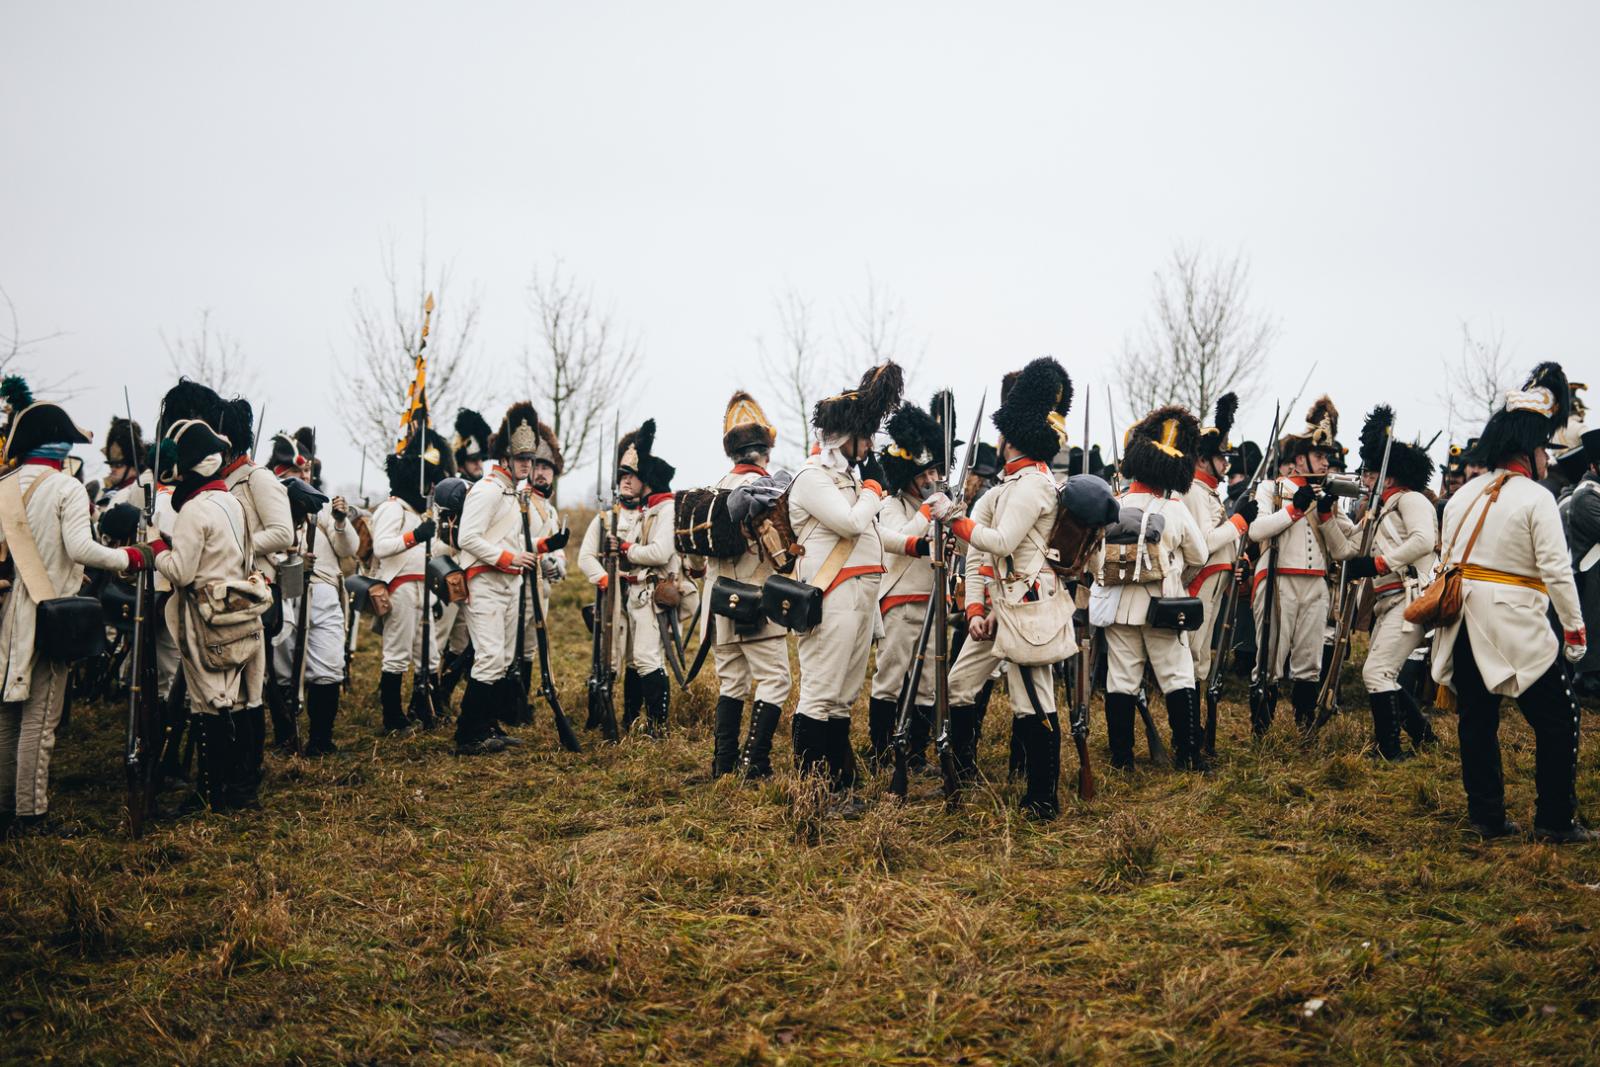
left=4, top=572, right=1600, bottom=1064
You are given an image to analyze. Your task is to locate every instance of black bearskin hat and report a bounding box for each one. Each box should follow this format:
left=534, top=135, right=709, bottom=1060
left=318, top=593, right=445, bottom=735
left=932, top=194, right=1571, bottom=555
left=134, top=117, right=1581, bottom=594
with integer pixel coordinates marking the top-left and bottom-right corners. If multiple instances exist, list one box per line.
left=453, top=408, right=492, bottom=467
left=535, top=418, right=564, bottom=475
left=294, top=426, right=317, bottom=459
left=812, top=362, right=904, bottom=441
left=1358, top=405, right=1434, bottom=492
left=1, top=400, right=92, bottom=465
left=880, top=399, right=943, bottom=495
left=722, top=391, right=777, bottom=459
left=992, top=357, right=1072, bottom=462
left=617, top=418, right=675, bottom=492
left=216, top=397, right=254, bottom=459
left=386, top=426, right=451, bottom=508
left=267, top=432, right=308, bottom=472
left=158, top=378, right=225, bottom=436
left=492, top=401, right=541, bottom=461
left=1477, top=361, right=1571, bottom=468
left=1280, top=396, right=1339, bottom=462
left=1197, top=393, right=1238, bottom=461
left=1122, top=404, right=1201, bottom=495
left=103, top=417, right=148, bottom=469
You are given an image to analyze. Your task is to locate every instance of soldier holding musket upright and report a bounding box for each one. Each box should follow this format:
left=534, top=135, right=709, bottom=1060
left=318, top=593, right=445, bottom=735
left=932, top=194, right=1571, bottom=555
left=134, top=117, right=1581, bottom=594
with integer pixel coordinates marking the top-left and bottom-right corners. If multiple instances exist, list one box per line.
left=1430, top=363, right=1593, bottom=842
left=1181, top=393, right=1257, bottom=695
left=514, top=414, right=568, bottom=702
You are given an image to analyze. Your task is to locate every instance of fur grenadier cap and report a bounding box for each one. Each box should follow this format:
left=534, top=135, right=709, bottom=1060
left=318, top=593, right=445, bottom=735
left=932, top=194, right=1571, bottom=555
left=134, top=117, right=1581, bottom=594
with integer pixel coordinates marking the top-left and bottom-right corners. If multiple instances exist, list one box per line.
left=618, top=418, right=675, bottom=492
left=722, top=391, right=777, bottom=459
left=267, top=431, right=308, bottom=472
left=216, top=397, right=255, bottom=458
left=1478, top=361, right=1572, bottom=468
left=493, top=401, right=542, bottom=461
left=1122, top=404, right=1201, bottom=495
left=158, top=378, right=225, bottom=436
left=992, top=357, right=1072, bottom=462
left=534, top=418, right=564, bottom=474
left=880, top=391, right=958, bottom=495
left=385, top=427, right=450, bottom=510
left=813, top=362, right=904, bottom=441
left=1196, top=393, right=1238, bottom=461
left=103, top=417, right=148, bottom=469
left=1280, top=396, right=1339, bottom=462
left=1358, top=405, right=1434, bottom=492
left=453, top=408, right=492, bottom=466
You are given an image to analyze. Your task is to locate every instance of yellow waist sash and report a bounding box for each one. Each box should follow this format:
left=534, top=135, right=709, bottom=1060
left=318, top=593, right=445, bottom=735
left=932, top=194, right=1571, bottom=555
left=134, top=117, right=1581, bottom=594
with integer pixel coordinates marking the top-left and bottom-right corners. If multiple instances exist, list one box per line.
left=1460, top=563, right=1547, bottom=594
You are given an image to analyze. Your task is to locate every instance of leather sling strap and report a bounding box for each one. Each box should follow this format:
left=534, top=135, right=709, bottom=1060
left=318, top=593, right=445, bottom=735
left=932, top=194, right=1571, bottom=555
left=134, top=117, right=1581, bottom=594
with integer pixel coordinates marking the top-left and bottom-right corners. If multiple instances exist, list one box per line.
left=1444, top=473, right=1512, bottom=570
left=791, top=466, right=862, bottom=593
left=0, top=468, right=62, bottom=603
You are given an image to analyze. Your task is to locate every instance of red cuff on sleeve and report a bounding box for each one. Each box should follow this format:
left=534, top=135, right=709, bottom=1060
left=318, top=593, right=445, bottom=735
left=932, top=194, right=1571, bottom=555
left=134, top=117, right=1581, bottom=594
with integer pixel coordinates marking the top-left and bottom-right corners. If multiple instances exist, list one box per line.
left=596, top=574, right=609, bottom=590
left=1285, top=505, right=1304, bottom=522
left=861, top=480, right=884, bottom=498
left=495, top=550, right=517, bottom=572
left=905, top=536, right=920, bottom=555
left=403, top=530, right=416, bottom=549
left=1374, top=556, right=1390, bottom=574
left=535, top=537, right=549, bottom=553
left=918, top=502, right=932, bottom=520
left=1566, top=628, right=1586, bottom=645
left=123, top=547, right=145, bottom=570
left=965, top=602, right=985, bottom=620
left=951, top=517, right=976, bottom=542
left=1229, top=514, right=1248, bottom=534
left=620, top=541, right=634, bottom=557
left=150, top=539, right=168, bottom=555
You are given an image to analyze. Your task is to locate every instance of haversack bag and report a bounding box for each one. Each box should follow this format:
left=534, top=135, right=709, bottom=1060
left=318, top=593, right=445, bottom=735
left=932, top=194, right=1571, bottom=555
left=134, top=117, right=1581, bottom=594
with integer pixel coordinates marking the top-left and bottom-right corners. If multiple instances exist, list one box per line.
left=1148, top=596, right=1204, bottom=632
left=761, top=573, right=822, bottom=634
left=427, top=554, right=470, bottom=604
left=36, top=597, right=107, bottom=663
left=991, top=553, right=1075, bottom=666
left=1404, top=473, right=1509, bottom=629
left=181, top=596, right=262, bottom=671
left=709, top=576, right=765, bottom=629
left=1097, top=540, right=1166, bottom=587
left=195, top=572, right=274, bottom=625
left=345, top=574, right=392, bottom=617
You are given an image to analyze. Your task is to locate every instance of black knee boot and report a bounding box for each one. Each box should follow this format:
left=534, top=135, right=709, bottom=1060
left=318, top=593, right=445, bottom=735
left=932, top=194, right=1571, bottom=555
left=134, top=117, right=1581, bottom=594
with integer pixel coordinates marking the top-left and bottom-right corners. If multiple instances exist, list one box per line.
left=711, top=697, right=745, bottom=777
left=641, top=670, right=670, bottom=737
left=1291, top=679, right=1319, bottom=730
left=175, top=715, right=222, bottom=815
left=225, top=709, right=261, bottom=810
left=379, top=671, right=411, bottom=734
left=1008, top=712, right=1027, bottom=781
left=1019, top=714, right=1061, bottom=821
left=946, top=704, right=980, bottom=784
left=792, top=714, right=829, bottom=779
left=269, top=684, right=297, bottom=752
left=1165, top=688, right=1206, bottom=771
left=487, top=677, right=525, bottom=746
left=1397, top=686, right=1437, bottom=749
left=243, top=705, right=266, bottom=788
left=824, top=717, right=859, bottom=792
left=409, top=674, right=438, bottom=730
left=740, top=701, right=782, bottom=780
left=1105, top=692, right=1136, bottom=770
left=907, top=704, right=934, bottom=772
left=454, top=680, right=507, bottom=755
left=866, top=697, right=897, bottom=770
left=1369, top=690, right=1406, bottom=761
left=1249, top=680, right=1278, bottom=736
left=305, top=683, right=340, bottom=756
left=621, top=668, right=644, bottom=733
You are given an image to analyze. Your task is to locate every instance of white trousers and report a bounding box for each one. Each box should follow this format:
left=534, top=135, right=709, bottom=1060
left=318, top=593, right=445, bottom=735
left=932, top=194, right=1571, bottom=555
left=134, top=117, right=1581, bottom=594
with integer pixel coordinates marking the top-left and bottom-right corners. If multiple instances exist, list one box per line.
left=1362, top=593, right=1424, bottom=693
left=1188, top=568, right=1231, bottom=686
left=1104, top=623, right=1195, bottom=695
left=870, top=600, right=938, bottom=704
left=713, top=632, right=792, bottom=706
left=380, top=581, right=448, bottom=674
left=795, top=575, right=878, bottom=722
left=948, top=634, right=1056, bottom=717
left=466, top=572, right=521, bottom=683
left=272, top=581, right=348, bottom=686
left=1253, top=574, right=1327, bottom=683
left=0, top=659, right=68, bottom=815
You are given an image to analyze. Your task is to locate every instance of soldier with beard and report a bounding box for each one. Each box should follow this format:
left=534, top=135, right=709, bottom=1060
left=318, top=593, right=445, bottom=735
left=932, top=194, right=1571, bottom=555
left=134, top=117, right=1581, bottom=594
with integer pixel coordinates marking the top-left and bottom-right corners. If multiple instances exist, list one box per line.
left=866, top=392, right=956, bottom=773
left=579, top=419, right=681, bottom=737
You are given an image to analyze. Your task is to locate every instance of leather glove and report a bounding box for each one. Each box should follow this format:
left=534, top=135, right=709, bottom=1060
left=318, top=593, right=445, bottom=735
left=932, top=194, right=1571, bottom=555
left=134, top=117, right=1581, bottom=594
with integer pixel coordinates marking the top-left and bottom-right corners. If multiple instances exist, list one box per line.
left=857, top=452, right=886, bottom=491
left=411, top=517, right=437, bottom=543
left=1565, top=628, right=1587, bottom=663
left=538, top=527, right=571, bottom=553
left=1291, top=483, right=1315, bottom=513
left=1317, top=490, right=1339, bottom=516
left=924, top=491, right=958, bottom=521
left=910, top=537, right=932, bottom=558
left=540, top=555, right=567, bottom=582
left=1343, top=556, right=1383, bottom=581
left=1230, top=497, right=1259, bottom=525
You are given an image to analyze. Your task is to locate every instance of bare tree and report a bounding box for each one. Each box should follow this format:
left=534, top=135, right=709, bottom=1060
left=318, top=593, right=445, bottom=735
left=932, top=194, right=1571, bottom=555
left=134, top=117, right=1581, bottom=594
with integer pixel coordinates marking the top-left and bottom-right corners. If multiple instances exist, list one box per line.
left=1119, top=245, right=1276, bottom=421
left=1438, top=319, right=1514, bottom=433
left=0, top=285, right=72, bottom=395
left=758, top=287, right=827, bottom=466
left=839, top=272, right=922, bottom=379
left=522, top=262, right=642, bottom=503
left=162, top=308, right=258, bottom=397
left=335, top=241, right=482, bottom=461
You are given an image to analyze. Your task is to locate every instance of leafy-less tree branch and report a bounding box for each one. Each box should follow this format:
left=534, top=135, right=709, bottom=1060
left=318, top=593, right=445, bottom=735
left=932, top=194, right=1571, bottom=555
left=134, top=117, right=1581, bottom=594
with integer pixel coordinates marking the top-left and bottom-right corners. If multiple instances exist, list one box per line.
left=162, top=308, right=258, bottom=398
left=758, top=287, right=826, bottom=467
left=1437, top=319, right=1513, bottom=436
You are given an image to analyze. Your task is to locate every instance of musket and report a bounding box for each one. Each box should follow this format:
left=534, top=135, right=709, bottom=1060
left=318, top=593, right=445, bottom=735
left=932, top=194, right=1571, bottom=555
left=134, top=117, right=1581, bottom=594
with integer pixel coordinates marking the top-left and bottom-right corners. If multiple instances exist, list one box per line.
left=1203, top=401, right=1284, bottom=754
left=1104, top=385, right=1121, bottom=490
left=587, top=419, right=622, bottom=742
left=1070, top=385, right=1094, bottom=798
left=283, top=499, right=315, bottom=755
left=1249, top=415, right=1292, bottom=732
left=123, top=389, right=161, bottom=838
left=521, top=490, right=582, bottom=752
left=413, top=295, right=438, bottom=726
left=1313, top=418, right=1394, bottom=730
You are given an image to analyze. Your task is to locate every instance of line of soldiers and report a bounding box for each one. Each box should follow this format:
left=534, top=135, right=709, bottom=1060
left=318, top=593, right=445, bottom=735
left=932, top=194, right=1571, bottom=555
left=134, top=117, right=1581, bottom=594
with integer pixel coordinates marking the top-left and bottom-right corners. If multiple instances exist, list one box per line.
left=1, top=356, right=1595, bottom=845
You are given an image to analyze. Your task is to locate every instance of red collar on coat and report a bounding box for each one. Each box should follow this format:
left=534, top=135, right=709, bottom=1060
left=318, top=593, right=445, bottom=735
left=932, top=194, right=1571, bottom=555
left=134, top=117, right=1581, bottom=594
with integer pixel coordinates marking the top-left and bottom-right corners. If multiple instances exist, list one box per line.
left=1286, top=475, right=1308, bottom=487
left=21, top=458, right=63, bottom=470
left=1503, top=461, right=1533, bottom=479
left=732, top=464, right=768, bottom=476
left=192, top=480, right=228, bottom=495
left=1128, top=481, right=1170, bottom=499
left=1004, top=457, right=1048, bottom=476
left=1380, top=485, right=1407, bottom=503
left=646, top=491, right=673, bottom=508
left=1192, top=469, right=1219, bottom=489
left=221, top=455, right=250, bottom=478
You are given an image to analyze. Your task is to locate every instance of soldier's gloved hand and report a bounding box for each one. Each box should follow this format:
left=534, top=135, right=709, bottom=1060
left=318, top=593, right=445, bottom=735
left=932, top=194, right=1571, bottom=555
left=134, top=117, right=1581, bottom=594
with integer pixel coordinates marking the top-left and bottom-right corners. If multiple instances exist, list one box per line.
left=331, top=496, right=348, bottom=521
left=537, top=527, right=570, bottom=553
left=857, top=452, right=886, bottom=492
left=909, top=537, right=932, bottom=557
left=1343, top=556, right=1385, bottom=581
left=540, top=554, right=567, bottom=582
left=411, top=517, right=437, bottom=543
left=1291, top=483, right=1316, bottom=513
left=604, top=533, right=623, bottom=555
left=1230, top=497, right=1259, bottom=525
left=1564, top=628, right=1587, bottom=663
left=1317, top=489, right=1339, bottom=516
left=924, top=491, right=958, bottom=521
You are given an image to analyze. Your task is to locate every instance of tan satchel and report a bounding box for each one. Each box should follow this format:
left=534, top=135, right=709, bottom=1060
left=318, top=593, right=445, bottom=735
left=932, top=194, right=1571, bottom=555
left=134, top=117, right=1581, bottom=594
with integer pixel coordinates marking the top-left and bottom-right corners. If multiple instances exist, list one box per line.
left=1404, top=473, right=1509, bottom=628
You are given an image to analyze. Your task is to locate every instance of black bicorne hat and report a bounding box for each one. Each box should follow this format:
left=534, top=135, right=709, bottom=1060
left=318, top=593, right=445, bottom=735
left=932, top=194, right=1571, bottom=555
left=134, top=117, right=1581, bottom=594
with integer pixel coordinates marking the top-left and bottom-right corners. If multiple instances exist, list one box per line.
left=992, top=357, right=1072, bottom=462
left=2, top=402, right=92, bottom=465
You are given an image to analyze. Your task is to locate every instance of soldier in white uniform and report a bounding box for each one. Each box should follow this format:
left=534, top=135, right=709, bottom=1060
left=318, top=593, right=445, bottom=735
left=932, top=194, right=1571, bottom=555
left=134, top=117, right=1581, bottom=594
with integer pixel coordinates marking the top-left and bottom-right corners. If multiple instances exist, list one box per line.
left=701, top=392, right=791, bottom=778
left=0, top=396, right=148, bottom=834
left=1093, top=406, right=1211, bottom=770
left=1431, top=363, right=1594, bottom=842
left=454, top=402, right=546, bottom=754
left=1247, top=398, right=1358, bottom=732
left=931, top=357, right=1074, bottom=819
left=1336, top=406, right=1439, bottom=761
left=369, top=441, right=447, bottom=734
left=435, top=408, right=493, bottom=709
left=514, top=416, right=568, bottom=713
left=579, top=419, right=681, bottom=737
left=786, top=364, right=902, bottom=796
left=867, top=393, right=955, bottom=771
left=1181, top=393, right=1257, bottom=694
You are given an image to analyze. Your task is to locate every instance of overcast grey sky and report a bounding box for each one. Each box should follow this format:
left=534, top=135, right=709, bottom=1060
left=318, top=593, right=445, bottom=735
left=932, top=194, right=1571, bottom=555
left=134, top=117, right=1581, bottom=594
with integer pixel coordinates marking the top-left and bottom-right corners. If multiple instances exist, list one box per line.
left=4, top=1, right=1596, bottom=494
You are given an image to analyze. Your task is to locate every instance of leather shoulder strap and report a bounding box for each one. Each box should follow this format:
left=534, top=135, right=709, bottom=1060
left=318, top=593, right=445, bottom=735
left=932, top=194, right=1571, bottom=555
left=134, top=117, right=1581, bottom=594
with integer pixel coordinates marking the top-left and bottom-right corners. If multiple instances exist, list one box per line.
left=0, top=469, right=60, bottom=602
left=809, top=532, right=856, bottom=592
left=1452, top=473, right=1511, bottom=567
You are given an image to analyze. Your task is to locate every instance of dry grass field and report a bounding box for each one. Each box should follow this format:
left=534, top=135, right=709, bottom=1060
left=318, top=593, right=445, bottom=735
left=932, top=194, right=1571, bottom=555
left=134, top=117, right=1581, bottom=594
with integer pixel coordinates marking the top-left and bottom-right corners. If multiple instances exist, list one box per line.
left=4, top=567, right=1600, bottom=1065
